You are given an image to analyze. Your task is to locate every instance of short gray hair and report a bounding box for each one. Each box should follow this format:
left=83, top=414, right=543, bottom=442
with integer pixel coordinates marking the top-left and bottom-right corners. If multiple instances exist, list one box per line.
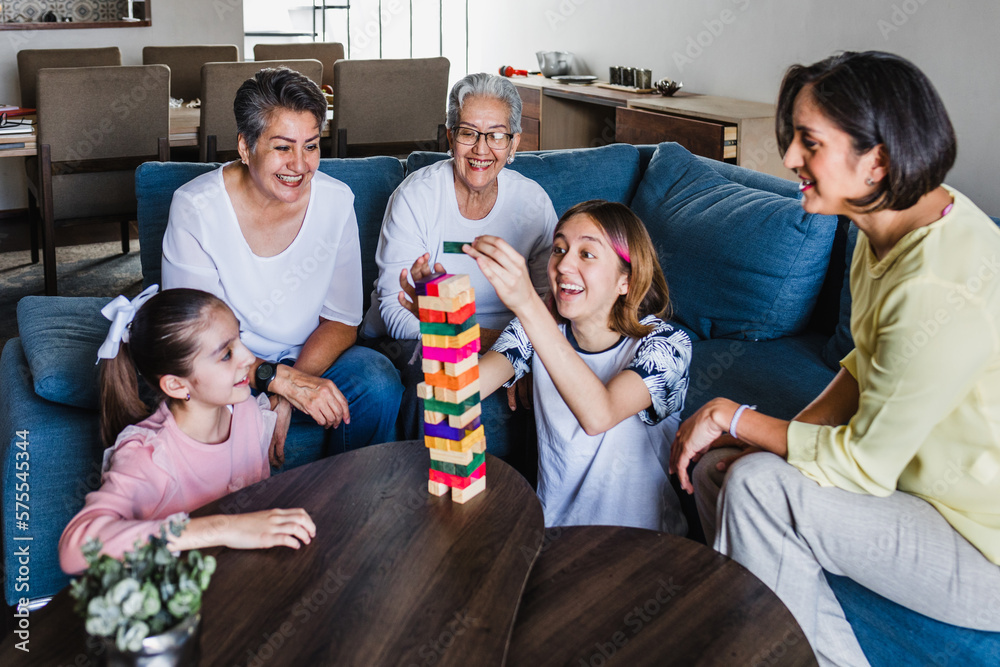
left=234, top=67, right=328, bottom=153
left=446, top=73, right=522, bottom=135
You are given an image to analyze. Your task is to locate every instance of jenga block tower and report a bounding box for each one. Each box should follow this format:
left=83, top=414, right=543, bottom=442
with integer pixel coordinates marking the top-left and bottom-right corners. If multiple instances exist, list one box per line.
left=415, top=272, right=486, bottom=504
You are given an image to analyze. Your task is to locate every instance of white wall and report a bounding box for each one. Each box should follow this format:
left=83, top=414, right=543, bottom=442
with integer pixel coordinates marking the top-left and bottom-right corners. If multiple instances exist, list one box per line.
left=0, top=0, right=244, bottom=209
left=470, top=0, right=1000, bottom=216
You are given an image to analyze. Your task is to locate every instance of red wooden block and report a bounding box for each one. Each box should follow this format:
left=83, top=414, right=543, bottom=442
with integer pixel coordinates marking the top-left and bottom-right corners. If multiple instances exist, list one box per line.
left=419, top=308, right=446, bottom=323
left=425, top=274, right=451, bottom=296
left=428, top=462, right=486, bottom=489
left=447, top=301, right=476, bottom=324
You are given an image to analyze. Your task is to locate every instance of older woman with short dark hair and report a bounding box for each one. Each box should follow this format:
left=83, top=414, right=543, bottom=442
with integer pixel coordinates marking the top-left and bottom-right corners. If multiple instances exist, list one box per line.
left=672, top=51, right=1000, bottom=666
left=162, top=67, right=402, bottom=468
left=361, top=72, right=558, bottom=463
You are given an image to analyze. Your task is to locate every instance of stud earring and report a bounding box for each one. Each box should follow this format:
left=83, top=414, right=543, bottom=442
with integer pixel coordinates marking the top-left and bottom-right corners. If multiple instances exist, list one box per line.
left=865, top=177, right=875, bottom=186
left=507, top=155, right=514, bottom=164
left=185, top=393, right=190, bottom=402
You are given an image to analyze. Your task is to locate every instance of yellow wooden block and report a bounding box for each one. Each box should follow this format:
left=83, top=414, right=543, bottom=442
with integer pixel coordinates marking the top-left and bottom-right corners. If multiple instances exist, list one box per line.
left=444, top=355, right=479, bottom=376
left=422, top=324, right=481, bottom=350
left=416, top=382, right=434, bottom=400
left=451, top=475, right=486, bottom=503
left=428, top=479, right=450, bottom=496
left=433, top=379, right=481, bottom=403
left=437, top=274, right=471, bottom=298
left=428, top=447, right=475, bottom=465
left=447, top=402, right=482, bottom=428
left=422, top=358, right=443, bottom=374
left=417, top=287, right=475, bottom=313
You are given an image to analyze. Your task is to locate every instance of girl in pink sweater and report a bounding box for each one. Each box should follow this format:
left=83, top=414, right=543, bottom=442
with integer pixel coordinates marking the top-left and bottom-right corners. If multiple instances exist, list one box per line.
left=59, top=287, right=315, bottom=574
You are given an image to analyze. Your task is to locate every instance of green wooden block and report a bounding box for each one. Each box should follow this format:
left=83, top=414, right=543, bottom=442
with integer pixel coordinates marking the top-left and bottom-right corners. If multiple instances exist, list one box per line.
left=430, top=460, right=457, bottom=475
left=419, top=315, right=478, bottom=336
left=443, top=241, right=470, bottom=254
left=423, top=394, right=481, bottom=415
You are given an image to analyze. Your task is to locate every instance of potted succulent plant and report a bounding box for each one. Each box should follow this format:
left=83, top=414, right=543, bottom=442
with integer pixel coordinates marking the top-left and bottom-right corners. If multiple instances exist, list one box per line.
left=69, top=519, right=216, bottom=666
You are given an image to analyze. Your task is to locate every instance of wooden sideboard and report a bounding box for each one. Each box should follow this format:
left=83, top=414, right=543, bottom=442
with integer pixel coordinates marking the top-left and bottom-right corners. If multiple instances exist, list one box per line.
left=511, top=77, right=789, bottom=180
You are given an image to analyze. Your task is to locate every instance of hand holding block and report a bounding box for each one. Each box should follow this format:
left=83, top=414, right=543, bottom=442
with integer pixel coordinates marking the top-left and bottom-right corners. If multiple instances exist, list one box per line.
left=443, top=241, right=471, bottom=254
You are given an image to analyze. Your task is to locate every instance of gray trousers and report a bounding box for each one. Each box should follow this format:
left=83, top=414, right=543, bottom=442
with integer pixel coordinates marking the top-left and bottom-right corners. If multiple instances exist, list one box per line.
left=693, top=448, right=1000, bottom=667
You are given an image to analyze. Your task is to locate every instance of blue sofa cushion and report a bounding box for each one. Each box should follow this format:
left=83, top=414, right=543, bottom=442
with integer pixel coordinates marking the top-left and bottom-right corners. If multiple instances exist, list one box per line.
left=16, top=296, right=112, bottom=409
left=406, top=143, right=642, bottom=217
left=826, top=572, right=1000, bottom=666
left=631, top=142, right=838, bottom=341
left=135, top=157, right=405, bottom=312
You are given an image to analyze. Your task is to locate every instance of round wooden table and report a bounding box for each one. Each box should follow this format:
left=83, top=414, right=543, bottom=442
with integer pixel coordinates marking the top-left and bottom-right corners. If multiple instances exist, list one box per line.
left=0, top=440, right=545, bottom=666
left=507, top=526, right=819, bottom=666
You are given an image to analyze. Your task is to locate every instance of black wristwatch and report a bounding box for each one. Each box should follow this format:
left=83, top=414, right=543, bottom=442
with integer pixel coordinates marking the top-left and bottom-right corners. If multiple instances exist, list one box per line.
left=255, top=362, right=277, bottom=394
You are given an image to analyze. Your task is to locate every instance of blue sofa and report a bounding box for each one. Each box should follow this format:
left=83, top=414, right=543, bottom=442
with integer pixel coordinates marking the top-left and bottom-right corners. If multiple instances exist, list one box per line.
left=2, top=142, right=997, bottom=664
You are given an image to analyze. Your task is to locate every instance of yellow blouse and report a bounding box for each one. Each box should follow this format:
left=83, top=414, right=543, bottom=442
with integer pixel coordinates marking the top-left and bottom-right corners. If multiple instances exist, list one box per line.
left=787, top=186, right=1000, bottom=564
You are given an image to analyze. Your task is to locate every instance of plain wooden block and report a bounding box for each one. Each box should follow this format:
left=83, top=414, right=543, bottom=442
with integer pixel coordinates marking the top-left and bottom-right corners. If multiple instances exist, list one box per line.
left=451, top=475, right=486, bottom=503
left=416, top=382, right=435, bottom=400
left=428, top=447, right=475, bottom=465
left=422, top=358, right=443, bottom=374
left=424, top=410, right=446, bottom=424
left=433, top=379, right=481, bottom=404
left=437, top=274, right=471, bottom=298
left=444, top=355, right=479, bottom=376
left=447, top=402, right=482, bottom=428
left=417, top=287, right=474, bottom=313
left=428, top=479, right=450, bottom=496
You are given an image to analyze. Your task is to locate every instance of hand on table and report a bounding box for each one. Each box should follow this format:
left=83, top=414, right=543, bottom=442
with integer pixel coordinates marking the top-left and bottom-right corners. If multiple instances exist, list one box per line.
left=398, top=253, right=446, bottom=318
left=221, top=509, right=316, bottom=550
left=464, top=236, right=536, bottom=314
left=274, top=365, right=350, bottom=429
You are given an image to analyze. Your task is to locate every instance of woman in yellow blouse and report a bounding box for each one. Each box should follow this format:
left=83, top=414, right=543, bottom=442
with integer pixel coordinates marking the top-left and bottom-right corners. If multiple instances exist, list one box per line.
left=670, top=51, right=1000, bottom=667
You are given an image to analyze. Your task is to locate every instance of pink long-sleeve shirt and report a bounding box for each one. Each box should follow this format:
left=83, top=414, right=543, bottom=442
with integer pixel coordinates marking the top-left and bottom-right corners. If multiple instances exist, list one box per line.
left=59, top=395, right=275, bottom=574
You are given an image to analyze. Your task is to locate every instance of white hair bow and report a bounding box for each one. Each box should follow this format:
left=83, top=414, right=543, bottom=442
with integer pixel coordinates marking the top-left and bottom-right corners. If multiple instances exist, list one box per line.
left=95, top=285, right=160, bottom=363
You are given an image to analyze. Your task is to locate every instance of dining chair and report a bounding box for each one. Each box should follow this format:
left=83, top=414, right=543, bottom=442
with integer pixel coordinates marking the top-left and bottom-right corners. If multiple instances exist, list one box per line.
left=28, top=65, right=170, bottom=295
left=16, top=47, right=122, bottom=109
left=332, top=57, right=450, bottom=158
left=199, top=59, right=323, bottom=163
left=252, top=42, right=344, bottom=90
left=142, top=44, right=240, bottom=102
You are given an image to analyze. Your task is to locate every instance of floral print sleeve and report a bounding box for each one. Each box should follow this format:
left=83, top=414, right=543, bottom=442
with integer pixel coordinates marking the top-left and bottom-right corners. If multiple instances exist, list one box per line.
left=627, top=316, right=692, bottom=425
left=491, top=318, right=533, bottom=388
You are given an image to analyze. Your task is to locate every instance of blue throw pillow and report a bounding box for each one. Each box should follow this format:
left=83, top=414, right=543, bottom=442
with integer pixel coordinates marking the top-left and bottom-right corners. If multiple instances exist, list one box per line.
left=406, top=143, right=642, bottom=217
left=631, top=142, right=838, bottom=341
left=821, top=222, right=858, bottom=369
left=16, top=296, right=113, bottom=409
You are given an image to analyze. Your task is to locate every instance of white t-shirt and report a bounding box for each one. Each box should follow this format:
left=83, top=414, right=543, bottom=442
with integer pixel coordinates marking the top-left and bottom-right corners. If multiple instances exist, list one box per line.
left=493, top=315, right=692, bottom=533
left=162, top=165, right=363, bottom=362
left=361, top=159, right=558, bottom=340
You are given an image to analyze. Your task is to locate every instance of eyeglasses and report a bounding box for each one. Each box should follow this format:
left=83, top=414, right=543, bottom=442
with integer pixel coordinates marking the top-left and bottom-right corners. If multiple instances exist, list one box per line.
left=453, top=127, right=513, bottom=150
left=0, top=113, right=31, bottom=129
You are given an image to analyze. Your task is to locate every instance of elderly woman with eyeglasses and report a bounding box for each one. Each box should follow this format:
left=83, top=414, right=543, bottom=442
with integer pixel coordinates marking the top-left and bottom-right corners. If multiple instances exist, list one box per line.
left=361, top=72, right=557, bottom=466
left=162, top=67, right=402, bottom=470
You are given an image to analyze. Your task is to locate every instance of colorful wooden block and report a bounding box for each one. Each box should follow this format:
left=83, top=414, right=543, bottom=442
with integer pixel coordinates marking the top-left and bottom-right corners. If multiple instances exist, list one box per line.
left=419, top=307, right=446, bottom=323
left=429, top=462, right=485, bottom=489
left=416, top=382, right=435, bottom=400
left=428, top=479, right=450, bottom=496
left=452, top=475, right=486, bottom=503
left=433, top=379, right=481, bottom=404
left=414, top=271, right=447, bottom=296
left=431, top=452, right=486, bottom=477
left=419, top=314, right=478, bottom=336
left=422, top=339, right=481, bottom=363
left=447, top=302, right=476, bottom=325
left=437, top=274, right=472, bottom=298
left=447, top=402, right=482, bottom=428
left=423, top=393, right=481, bottom=415
left=442, top=241, right=470, bottom=254
left=444, top=355, right=479, bottom=376
left=424, top=365, right=479, bottom=391
left=428, top=447, right=475, bottom=465
left=422, top=358, right=443, bottom=374
left=424, top=417, right=479, bottom=441
left=424, top=425, right=486, bottom=453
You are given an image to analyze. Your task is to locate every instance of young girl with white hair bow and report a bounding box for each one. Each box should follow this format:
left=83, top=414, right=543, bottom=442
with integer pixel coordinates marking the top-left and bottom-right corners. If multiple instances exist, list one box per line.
left=59, top=286, right=315, bottom=574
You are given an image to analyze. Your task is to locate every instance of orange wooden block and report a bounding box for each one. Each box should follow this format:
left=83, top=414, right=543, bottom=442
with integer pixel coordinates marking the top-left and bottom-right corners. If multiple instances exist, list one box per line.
left=424, top=365, right=480, bottom=390
left=419, top=307, right=446, bottom=323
